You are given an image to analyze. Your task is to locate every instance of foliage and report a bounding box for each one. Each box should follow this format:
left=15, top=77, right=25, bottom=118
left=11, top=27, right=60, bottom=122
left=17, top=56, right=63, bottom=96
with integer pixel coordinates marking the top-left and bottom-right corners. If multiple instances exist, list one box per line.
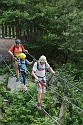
left=1, top=82, right=57, bottom=125
left=0, top=0, right=83, bottom=68
left=0, top=62, right=83, bottom=125
left=0, top=0, right=83, bottom=124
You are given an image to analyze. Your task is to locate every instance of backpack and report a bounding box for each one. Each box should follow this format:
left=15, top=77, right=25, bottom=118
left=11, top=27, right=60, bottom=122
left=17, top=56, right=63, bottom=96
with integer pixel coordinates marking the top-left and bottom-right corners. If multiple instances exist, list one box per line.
left=12, top=45, right=24, bottom=54
left=18, top=59, right=27, bottom=72
left=31, top=62, right=47, bottom=81
left=37, top=61, right=47, bottom=70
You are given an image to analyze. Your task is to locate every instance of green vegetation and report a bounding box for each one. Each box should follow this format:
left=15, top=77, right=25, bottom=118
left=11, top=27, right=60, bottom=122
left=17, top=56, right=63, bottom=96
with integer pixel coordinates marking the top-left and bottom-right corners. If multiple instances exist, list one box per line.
left=0, top=0, right=83, bottom=124
left=0, top=63, right=83, bottom=125
left=0, top=0, right=83, bottom=67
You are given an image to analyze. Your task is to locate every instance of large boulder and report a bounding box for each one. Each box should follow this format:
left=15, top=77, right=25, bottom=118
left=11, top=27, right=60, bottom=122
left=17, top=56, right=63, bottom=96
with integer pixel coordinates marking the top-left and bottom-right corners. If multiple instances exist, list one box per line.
left=0, top=38, right=15, bottom=62
left=7, top=76, right=23, bottom=93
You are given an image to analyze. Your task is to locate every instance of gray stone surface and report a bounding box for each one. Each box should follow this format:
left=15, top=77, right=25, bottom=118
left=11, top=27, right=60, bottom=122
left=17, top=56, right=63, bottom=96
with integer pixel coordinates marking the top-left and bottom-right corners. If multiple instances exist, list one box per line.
left=0, top=38, right=15, bottom=62
left=0, top=74, right=31, bottom=93
left=0, top=74, right=23, bottom=120
left=7, top=76, right=23, bottom=93
left=0, top=55, right=3, bottom=63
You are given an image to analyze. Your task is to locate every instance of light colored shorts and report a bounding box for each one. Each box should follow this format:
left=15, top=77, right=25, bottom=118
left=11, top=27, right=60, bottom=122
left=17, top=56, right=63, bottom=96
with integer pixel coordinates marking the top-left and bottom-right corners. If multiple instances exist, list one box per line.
left=37, top=82, right=46, bottom=93
left=36, top=77, right=46, bottom=93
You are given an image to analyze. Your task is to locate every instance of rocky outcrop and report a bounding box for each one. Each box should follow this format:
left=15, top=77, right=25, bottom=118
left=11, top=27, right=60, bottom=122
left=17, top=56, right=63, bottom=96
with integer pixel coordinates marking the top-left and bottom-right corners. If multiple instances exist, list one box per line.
left=7, top=76, right=23, bottom=93
left=0, top=38, right=15, bottom=62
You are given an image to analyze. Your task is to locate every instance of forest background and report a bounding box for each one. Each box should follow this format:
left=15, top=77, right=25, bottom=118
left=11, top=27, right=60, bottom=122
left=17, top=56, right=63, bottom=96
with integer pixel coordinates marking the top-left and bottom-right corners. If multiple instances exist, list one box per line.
left=0, top=0, right=83, bottom=125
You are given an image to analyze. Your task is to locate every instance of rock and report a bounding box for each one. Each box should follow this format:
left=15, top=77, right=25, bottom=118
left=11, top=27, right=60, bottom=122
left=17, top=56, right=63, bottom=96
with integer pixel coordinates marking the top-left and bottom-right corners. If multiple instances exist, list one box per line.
left=3, top=99, right=9, bottom=106
left=7, top=76, right=23, bottom=93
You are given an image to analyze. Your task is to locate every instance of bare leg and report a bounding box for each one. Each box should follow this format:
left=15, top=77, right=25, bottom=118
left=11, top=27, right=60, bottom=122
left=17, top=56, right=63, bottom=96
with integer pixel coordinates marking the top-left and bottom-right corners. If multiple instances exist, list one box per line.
left=37, top=93, right=44, bottom=103
left=15, top=60, right=19, bottom=78
left=38, top=93, right=42, bottom=103
left=41, top=93, right=44, bottom=100
left=15, top=68, right=19, bottom=78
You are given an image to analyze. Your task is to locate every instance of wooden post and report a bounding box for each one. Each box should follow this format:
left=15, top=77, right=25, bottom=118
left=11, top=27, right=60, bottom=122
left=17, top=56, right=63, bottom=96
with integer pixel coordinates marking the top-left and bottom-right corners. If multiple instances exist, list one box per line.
left=9, top=26, right=11, bottom=37
left=12, top=26, right=15, bottom=38
left=2, top=24, right=4, bottom=38
left=5, top=25, right=7, bottom=37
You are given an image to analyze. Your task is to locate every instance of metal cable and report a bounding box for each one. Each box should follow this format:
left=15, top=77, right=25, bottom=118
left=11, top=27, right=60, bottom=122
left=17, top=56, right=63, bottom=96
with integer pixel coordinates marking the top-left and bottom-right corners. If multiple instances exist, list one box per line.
left=27, top=73, right=83, bottom=112
left=24, top=87, right=60, bottom=125
left=1, top=55, right=15, bottom=77
left=54, top=71, right=83, bottom=93
left=27, top=52, right=37, bottom=62
left=1, top=43, right=82, bottom=113
left=49, top=86, right=83, bottom=112
left=60, top=77, right=83, bottom=93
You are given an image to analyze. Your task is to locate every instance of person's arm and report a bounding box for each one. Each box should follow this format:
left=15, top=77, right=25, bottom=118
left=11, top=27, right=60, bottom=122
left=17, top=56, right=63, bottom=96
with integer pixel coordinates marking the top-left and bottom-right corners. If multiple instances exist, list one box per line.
left=8, top=46, right=15, bottom=58
left=46, top=62, right=55, bottom=75
left=24, top=49, right=28, bottom=53
left=9, top=50, right=13, bottom=56
left=48, top=67, right=55, bottom=74
left=31, top=62, right=39, bottom=81
left=28, top=61, right=33, bottom=65
left=22, top=45, right=28, bottom=53
left=31, top=70, right=39, bottom=81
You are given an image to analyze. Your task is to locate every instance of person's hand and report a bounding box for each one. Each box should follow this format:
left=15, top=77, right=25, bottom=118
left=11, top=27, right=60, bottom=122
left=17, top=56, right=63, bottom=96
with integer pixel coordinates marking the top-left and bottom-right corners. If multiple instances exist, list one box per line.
left=29, top=61, right=33, bottom=65
left=25, top=50, right=28, bottom=54
left=52, top=71, right=55, bottom=75
left=35, top=76, right=39, bottom=82
left=31, top=61, right=33, bottom=64
left=13, top=56, right=17, bottom=61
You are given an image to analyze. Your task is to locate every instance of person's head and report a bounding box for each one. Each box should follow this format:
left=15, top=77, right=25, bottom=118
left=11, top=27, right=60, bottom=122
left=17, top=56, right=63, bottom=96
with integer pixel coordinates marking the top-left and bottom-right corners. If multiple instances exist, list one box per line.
left=19, top=53, right=26, bottom=59
left=39, top=55, right=47, bottom=64
left=15, top=39, right=21, bottom=45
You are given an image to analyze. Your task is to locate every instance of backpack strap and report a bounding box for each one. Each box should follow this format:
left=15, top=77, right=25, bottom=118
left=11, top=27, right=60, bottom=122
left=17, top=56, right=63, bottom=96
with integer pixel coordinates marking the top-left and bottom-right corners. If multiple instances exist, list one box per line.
left=37, top=61, right=39, bottom=70
left=21, top=45, right=24, bottom=52
left=36, top=62, right=47, bottom=79
left=18, top=59, right=26, bottom=71
left=13, top=45, right=24, bottom=54
left=20, top=59, right=26, bottom=64
left=13, top=45, right=15, bottom=54
left=37, top=62, right=47, bottom=70
left=45, top=62, right=46, bottom=70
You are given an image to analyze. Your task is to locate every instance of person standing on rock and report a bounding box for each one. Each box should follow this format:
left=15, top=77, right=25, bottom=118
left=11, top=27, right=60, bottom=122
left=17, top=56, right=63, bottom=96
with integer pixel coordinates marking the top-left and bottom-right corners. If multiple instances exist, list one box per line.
left=8, top=39, right=28, bottom=82
left=18, top=53, right=33, bottom=91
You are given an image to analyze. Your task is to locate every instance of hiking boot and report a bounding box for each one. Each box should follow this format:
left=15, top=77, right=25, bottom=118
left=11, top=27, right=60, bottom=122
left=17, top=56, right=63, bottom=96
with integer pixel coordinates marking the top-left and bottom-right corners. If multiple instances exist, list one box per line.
left=20, top=78, right=23, bottom=82
left=37, top=103, right=42, bottom=110
left=24, top=87, right=27, bottom=91
left=16, top=78, right=21, bottom=82
left=40, top=103, right=44, bottom=108
left=23, top=85, right=27, bottom=91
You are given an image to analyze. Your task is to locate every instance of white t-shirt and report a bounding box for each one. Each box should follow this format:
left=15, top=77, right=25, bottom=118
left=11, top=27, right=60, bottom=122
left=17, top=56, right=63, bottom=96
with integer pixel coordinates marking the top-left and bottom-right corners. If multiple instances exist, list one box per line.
left=32, top=61, right=50, bottom=78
